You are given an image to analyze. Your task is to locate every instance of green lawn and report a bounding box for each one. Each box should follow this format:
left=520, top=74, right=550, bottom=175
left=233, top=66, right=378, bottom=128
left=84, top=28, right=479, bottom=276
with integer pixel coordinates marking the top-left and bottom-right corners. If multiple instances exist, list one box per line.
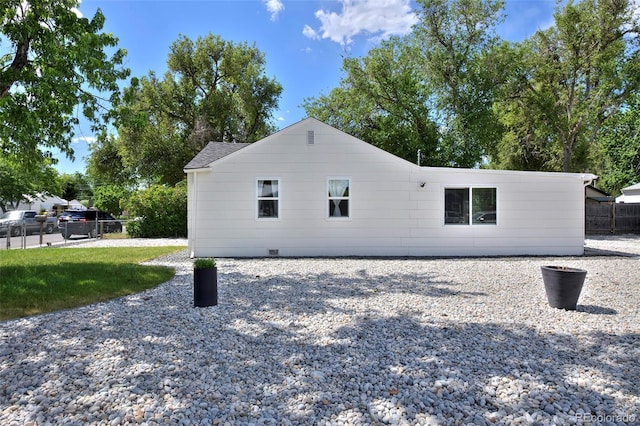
left=0, top=246, right=185, bottom=321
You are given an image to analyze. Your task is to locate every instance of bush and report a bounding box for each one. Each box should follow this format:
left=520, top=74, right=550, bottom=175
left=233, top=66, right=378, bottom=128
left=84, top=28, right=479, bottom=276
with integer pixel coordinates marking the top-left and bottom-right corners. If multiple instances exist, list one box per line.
left=93, top=185, right=130, bottom=216
left=124, top=182, right=187, bottom=238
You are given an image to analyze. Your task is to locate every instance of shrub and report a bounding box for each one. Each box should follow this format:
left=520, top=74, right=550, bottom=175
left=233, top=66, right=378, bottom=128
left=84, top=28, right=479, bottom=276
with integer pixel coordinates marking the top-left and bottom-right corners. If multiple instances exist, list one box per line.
left=194, top=258, right=216, bottom=269
left=93, top=185, right=130, bottom=216
left=124, top=181, right=187, bottom=238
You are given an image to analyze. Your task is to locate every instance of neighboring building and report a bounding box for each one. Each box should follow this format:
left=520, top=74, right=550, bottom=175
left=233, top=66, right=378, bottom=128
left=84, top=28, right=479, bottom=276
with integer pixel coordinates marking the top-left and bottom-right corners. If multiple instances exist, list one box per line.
left=64, top=199, right=87, bottom=211
left=585, top=185, right=614, bottom=204
left=616, top=183, right=640, bottom=203
left=185, top=118, right=596, bottom=257
left=17, top=194, right=68, bottom=214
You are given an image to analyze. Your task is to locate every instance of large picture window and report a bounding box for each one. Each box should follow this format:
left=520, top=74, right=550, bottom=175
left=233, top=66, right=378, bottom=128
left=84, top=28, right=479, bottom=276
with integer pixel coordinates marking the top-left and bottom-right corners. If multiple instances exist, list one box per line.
left=257, top=179, right=279, bottom=219
left=444, top=187, right=496, bottom=225
left=328, top=178, right=350, bottom=218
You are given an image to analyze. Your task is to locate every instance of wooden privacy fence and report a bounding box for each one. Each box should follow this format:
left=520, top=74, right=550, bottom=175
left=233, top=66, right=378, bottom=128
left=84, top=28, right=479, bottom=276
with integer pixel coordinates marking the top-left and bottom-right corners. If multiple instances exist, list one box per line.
left=586, top=203, right=640, bottom=234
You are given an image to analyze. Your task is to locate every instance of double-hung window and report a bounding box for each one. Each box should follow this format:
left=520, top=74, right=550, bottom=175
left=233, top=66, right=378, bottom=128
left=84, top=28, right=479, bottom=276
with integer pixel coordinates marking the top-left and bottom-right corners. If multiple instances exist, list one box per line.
left=444, top=187, right=497, bottom=225
left=328, top=178, right=350, bottom=218
left=257, top=179, right=279, bottom=219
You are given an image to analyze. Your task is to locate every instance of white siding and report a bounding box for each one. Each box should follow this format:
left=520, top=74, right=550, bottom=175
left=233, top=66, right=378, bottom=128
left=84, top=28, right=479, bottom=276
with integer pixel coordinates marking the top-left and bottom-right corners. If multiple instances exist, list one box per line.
left=187, top=118, right=592, bottom=257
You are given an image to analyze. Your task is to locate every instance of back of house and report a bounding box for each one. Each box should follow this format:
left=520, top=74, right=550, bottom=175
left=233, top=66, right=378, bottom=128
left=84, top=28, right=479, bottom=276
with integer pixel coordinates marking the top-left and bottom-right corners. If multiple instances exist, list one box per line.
left=185, top=118, right=595, bottom=257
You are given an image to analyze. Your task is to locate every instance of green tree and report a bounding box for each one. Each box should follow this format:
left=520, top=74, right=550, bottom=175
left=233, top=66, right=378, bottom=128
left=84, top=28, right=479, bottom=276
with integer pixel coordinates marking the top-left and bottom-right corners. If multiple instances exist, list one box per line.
left=0, top=157, right=61, bottom=212
left=1, top=0, right=129, bottom=165
left=93, top=185, right=130, bottom=216
left=412, top=0, right=507, bottom=167
left=86, top=132, right=136, bottom=187
left=109, top=33, right=283, bottom=185
left=303, top=38, right=441, bottom=165
left=305, top=0, right=507, bottom=167
left=594, top=91, right=640, bottom=195
left=59, top=172, right=92, bottom=203
left=496, top=0, right=640, bottom=172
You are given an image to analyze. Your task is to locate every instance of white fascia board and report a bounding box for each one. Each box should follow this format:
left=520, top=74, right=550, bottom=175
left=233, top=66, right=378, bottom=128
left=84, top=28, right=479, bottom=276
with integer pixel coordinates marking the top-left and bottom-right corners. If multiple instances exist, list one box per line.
left=184, top=167, right=214, bottom=174
left=420, top=166, right=597, bottom=181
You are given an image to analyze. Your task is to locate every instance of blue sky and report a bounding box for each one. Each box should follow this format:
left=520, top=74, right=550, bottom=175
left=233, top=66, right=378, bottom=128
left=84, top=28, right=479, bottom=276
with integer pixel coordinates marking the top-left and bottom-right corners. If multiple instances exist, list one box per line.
left=58, top=0, right=560, bottom=174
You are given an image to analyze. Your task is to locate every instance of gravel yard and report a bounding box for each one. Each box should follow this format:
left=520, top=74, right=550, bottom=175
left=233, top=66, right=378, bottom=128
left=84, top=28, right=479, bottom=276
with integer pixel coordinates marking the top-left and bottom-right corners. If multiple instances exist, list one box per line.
left=1, top=237, right=638, bottom=425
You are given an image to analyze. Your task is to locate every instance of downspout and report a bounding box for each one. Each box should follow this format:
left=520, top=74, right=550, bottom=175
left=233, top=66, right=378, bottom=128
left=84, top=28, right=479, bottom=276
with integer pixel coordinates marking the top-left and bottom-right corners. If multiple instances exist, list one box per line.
left=582, top=173, right=598, bottom=243
left=190, top=171, right=198, bottom=258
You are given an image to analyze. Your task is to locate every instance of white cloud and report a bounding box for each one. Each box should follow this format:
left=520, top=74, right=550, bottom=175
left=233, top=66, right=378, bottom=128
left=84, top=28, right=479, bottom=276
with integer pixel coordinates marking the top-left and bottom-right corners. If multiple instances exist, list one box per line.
left=302, top=24, right=319, bottom=39
left=263, top=0, right=284, bottom=21
left=304, top=0, right=418, bottom=45
left=72, top=136, right=96, bottom=146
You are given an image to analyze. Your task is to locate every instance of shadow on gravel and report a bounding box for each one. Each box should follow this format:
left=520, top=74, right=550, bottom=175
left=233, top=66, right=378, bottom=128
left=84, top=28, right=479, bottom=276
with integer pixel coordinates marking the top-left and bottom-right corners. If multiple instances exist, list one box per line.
left=0, top=265, right=637, bottom=425
left=577, top=305, right=618, bottom=315
left=584, top=247, right=640, bottom=257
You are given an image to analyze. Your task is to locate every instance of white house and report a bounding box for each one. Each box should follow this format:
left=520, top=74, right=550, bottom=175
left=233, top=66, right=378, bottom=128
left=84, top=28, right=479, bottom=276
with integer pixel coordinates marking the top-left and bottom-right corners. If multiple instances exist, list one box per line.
left=17, top=194, right=68, bottom=214
left=615, top=183, right=640, bottom=203
left=17, top=195, right=86, bottom=214
left=184, top=118, right=596, bottom=257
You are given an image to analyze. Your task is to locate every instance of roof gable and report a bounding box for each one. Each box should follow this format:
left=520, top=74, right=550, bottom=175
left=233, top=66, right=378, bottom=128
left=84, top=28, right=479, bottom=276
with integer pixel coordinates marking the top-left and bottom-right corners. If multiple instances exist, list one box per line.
left=184, top=142, right=250, bottom=169
left=184, top=118, right=420, bottom=172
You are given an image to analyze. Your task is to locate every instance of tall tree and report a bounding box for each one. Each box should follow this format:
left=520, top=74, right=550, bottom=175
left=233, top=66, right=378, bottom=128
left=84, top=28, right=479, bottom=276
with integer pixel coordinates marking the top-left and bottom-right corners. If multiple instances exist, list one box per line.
left=59, top=172, right=92, bottom=203
left=86, top=132, right=136, bottom=187
left=594, top=90, right=640, bottom=194
left=496, top=0, right=640, bottom=172
left=111, top=33, right=283, bottom=185
left=0, top=0, right=129, bottom=165
left=303, top=38, right=441, bottom=165
left=412, top=0, right=507, bottom=167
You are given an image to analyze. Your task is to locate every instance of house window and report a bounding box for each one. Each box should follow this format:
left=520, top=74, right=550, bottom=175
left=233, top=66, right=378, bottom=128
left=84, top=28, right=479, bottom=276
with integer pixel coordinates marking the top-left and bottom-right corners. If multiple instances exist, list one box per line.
left=328, top=178, right=350, bottom=218
left=257, top=179, right=279, bottom=219
left=471, top=188, right=497, bottom=224
left=444, top=187, right=496, bottom=225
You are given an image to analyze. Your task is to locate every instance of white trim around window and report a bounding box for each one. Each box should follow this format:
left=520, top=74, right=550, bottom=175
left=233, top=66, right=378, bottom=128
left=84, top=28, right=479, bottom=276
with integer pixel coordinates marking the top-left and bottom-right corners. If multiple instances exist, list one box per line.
left=442, top=185, right=498, bottom=226
left=256, top=178, right=280, bottom=220
left=327, top=177, right=351, bottom=220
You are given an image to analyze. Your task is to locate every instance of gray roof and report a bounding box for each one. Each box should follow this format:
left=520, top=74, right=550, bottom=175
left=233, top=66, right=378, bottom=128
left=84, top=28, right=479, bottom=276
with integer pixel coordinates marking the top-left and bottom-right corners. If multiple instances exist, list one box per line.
left=622, top=182, right=640, bottom=192
left=184, top=142, right=251, bottom=169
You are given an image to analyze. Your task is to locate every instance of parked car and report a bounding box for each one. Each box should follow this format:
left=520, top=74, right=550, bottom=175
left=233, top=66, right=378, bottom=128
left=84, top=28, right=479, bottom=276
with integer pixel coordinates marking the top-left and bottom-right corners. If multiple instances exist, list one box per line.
left=472, top=211, right=497, bottom=224
left=58, top=210, right=123, bottom=238
left=0, top=210, right=58, bottom=236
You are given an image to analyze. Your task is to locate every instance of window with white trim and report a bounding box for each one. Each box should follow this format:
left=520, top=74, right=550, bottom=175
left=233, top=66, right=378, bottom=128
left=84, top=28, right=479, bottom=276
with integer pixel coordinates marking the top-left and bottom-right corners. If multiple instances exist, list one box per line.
left=257, top=179, right=279, bottom=219
left=444, top=187, right=496, bottom=225
left=328, top=178, right=350, bottom=218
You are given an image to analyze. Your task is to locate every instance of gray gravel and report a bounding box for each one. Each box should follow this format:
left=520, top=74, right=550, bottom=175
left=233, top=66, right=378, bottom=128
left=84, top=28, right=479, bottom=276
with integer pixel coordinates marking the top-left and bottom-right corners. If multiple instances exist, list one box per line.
left=1, top=237, right=639, bottom=425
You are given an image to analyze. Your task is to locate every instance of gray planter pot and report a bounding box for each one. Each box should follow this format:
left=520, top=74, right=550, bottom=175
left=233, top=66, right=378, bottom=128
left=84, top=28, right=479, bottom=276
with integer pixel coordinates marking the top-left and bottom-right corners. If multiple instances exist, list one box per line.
left=541, top=265, right=587, bottom=310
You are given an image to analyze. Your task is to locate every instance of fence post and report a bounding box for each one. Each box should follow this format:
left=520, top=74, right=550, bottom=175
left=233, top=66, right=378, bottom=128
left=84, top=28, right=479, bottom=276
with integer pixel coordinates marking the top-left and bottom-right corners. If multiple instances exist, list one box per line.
left=611, top=203, right=616, bottom=234
left=21, top=219, right=26, bottom=249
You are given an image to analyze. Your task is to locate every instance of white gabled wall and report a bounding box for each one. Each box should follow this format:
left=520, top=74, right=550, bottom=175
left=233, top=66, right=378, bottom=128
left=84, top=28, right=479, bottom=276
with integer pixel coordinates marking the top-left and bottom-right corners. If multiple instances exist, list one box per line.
left=186, top=118, right=591, bottom=257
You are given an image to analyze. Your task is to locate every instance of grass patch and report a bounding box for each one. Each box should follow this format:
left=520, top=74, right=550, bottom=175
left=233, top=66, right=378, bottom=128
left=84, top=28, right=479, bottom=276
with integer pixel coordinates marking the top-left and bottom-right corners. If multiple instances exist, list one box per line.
left=0, top=246, right=185, bottom=321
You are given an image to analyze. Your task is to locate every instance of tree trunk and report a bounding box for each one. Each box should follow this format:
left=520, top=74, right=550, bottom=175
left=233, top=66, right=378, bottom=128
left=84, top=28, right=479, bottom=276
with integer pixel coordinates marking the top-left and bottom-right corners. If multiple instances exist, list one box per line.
left=563, top=142, right=572, bottom=172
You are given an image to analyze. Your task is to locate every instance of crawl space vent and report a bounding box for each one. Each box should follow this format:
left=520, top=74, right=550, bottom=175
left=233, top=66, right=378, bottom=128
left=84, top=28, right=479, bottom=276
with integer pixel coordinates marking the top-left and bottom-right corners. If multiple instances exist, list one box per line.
left=268, top=249, right=279, bottom=256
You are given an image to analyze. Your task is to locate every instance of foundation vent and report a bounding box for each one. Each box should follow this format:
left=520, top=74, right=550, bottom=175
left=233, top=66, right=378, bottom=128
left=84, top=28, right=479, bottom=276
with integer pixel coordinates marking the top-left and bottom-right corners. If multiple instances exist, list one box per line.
left=307, top=130, right=315, bottom=145
left=268, top=249, right=279, bottom=256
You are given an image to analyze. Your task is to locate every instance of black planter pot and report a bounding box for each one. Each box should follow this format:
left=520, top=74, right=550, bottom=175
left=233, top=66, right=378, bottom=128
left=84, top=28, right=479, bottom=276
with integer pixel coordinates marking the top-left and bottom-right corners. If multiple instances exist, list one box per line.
left=541, top=265, right=587, bottom=310
left=194, top=267, right=218, bottom=307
